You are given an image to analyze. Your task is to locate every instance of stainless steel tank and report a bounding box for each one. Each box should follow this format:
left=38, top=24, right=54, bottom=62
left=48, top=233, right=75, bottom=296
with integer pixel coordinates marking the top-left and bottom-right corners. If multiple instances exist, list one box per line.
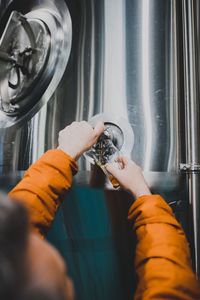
left=0, top=0, right=199, bottom=297
left=0, top=0, right=183, bottom=189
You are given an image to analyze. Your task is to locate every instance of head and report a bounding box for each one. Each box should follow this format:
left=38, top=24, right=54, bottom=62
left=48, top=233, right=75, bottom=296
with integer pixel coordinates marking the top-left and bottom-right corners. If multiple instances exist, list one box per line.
left=0, top=193, right=74, bottom=300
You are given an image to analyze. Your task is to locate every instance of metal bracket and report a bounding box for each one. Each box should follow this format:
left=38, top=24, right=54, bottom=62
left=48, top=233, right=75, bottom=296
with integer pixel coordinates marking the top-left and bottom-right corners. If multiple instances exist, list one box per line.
left=180, top=163, right=200, bottom=172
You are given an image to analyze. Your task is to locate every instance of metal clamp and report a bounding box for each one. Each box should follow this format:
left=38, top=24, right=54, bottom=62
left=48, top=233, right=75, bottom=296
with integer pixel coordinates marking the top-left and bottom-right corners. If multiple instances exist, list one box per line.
left=180, top=163, right=200, bottom=172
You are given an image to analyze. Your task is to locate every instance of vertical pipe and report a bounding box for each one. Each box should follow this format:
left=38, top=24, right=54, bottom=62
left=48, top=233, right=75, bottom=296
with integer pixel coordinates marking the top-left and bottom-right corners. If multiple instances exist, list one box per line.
left=182, top=0, right=200, bottom=276
left=141, top=0, right=153, bottom=171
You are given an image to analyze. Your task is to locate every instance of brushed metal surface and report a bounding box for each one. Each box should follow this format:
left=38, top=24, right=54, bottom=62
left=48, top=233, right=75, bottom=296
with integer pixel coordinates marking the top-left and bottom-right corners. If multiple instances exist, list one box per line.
left=0, top=0, right=183, bottom=191
left=182, top=0, right=200, bottom=276
left=0, top=0, right=72, bottom=129
left=66, top=0, right=181, bottom=174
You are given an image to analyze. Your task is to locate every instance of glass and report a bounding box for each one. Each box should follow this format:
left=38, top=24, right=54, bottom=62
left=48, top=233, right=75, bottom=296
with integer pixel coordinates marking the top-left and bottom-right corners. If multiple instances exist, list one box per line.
left=85, top=124, right=123, bottom=188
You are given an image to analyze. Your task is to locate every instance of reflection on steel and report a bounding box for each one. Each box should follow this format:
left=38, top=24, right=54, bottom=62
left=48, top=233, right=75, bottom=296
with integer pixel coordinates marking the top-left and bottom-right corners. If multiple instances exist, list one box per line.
left=0, top=0, right=182, bottom=190
left=182, top=0, right=200, bottom=276
left=74, top=0, right=181, bottom=193
left=141, top=0, right=152, bottom=171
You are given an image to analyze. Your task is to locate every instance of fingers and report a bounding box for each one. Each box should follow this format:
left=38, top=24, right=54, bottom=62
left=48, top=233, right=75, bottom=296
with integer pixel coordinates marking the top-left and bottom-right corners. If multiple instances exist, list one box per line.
left=65, top=120, right=104, bottom=138
left=117, top=156, right=141, bottom=170
left=105, top=163, right=120, bottom=178
left=105, top=157, right=130, bottom=178
left=116, top=156, right=130, bottom=166
left=93, top=121, right=105, bottom=139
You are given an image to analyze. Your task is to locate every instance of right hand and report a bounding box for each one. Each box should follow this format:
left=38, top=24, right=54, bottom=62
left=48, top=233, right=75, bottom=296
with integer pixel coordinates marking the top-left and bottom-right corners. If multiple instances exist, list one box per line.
left=105, top=157, right=151, bottom=198
left=58, top=121, right=104, bottom=160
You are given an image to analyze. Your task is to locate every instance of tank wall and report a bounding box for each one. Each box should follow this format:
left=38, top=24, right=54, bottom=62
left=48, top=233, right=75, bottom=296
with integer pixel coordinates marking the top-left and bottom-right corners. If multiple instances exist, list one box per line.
left=0, top=1, right=184, bottom=181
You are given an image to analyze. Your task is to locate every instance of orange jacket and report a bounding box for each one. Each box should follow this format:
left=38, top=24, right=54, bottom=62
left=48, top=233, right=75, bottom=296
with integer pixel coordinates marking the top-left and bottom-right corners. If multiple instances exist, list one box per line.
left=9, top=149, right=200, bottom=299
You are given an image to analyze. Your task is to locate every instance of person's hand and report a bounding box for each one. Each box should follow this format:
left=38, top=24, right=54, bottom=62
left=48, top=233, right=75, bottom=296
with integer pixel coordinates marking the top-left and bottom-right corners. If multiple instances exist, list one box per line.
left=58, top=121, right=104, bottom=160
left=105, top=156, right=151, bottom=198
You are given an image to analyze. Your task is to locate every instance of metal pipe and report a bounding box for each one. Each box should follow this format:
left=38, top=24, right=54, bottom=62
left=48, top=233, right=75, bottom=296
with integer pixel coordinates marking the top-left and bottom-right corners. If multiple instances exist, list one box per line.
left=182, top=0, right=200, bottom=276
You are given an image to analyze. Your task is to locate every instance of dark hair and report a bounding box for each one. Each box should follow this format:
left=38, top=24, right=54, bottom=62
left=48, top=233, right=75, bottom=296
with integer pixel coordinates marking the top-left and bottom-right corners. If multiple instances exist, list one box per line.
left=0, top=193, right=29, bottom=300
left=21, top=286, right=66, bottom=300
left=0, top=193, right=66, bottom=300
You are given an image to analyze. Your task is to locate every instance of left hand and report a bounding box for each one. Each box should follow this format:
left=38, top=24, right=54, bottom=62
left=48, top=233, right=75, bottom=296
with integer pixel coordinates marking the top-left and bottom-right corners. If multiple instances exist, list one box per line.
left=106, top=156, right=151, bottom=198
left=58, top=121, right=105, bottom=160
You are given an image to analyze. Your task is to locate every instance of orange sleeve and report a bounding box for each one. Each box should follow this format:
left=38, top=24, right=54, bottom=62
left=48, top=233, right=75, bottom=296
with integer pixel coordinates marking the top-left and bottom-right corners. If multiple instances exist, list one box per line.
left=128, top=195, right=200, bottom=300
left=8, top=149, right=78, bottom=238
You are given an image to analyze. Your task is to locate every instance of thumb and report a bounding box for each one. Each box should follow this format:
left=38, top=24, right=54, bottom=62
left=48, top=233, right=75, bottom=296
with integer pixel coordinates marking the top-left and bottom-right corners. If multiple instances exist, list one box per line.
left=93, top=121, right=105, bottom=139
left=105, top=163, right=119, bottom=178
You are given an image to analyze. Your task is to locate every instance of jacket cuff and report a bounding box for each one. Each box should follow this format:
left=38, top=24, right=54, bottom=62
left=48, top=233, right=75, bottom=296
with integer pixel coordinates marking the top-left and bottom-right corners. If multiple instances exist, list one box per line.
left=38, top=149, right=79, bottom=176
left=128, top=194, right=179, bottom=229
